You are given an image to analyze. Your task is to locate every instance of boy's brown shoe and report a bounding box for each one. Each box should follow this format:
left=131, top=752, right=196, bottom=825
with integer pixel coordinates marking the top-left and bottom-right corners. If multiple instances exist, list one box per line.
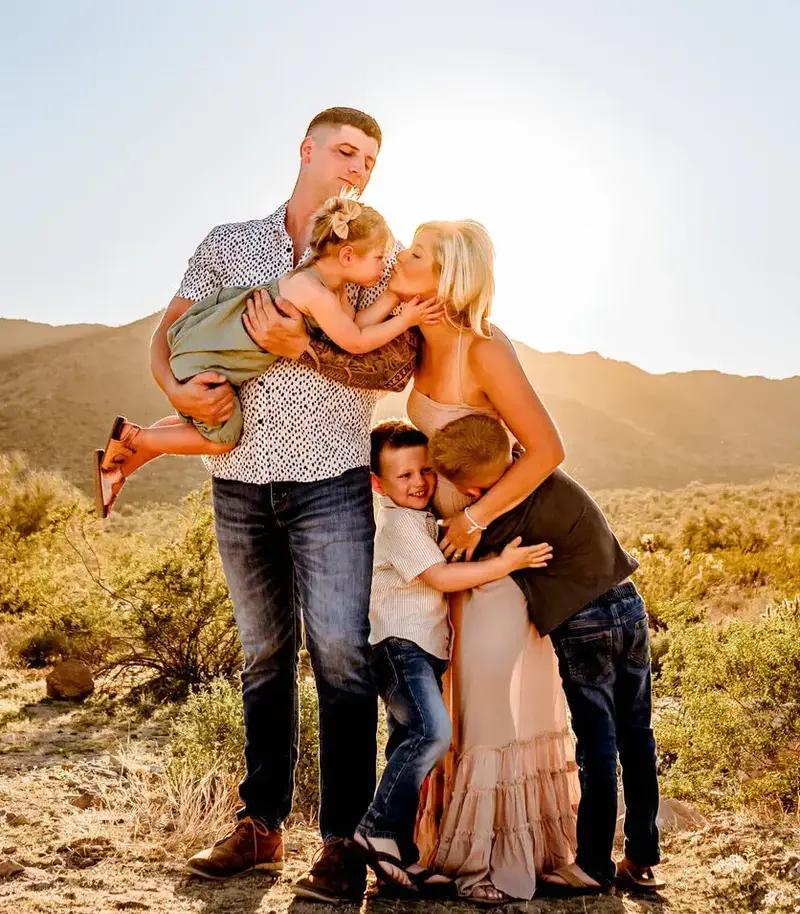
left=292, top=837, right=367, bottom=902
left=185, top=817, right=283, bottom=880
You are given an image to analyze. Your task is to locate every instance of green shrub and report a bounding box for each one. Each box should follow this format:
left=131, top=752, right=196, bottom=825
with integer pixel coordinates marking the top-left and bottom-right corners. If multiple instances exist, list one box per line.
left=14, top=628, right=71, bottom=668
left=107, top=487, right=242, bottom=697
left=656, top=596, right=800, bottom=811
left=680, top=511, right=768, bottom=554
left=169, top=675, right=321, bottom=818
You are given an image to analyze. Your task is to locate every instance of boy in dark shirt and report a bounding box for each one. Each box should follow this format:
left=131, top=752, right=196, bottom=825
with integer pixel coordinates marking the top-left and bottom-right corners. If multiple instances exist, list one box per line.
left=429, top=413, right=664, bottom=897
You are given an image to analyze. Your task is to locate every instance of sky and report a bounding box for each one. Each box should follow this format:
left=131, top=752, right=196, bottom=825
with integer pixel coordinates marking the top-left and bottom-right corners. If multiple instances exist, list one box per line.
left=1, top=0, right=798, bottom=379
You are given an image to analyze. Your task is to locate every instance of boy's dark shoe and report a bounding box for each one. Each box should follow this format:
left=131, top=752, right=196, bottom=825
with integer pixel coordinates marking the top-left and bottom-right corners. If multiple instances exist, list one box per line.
left=185, top=817, right=283, bottom=880
left=292, top=837, right=367, bottom=902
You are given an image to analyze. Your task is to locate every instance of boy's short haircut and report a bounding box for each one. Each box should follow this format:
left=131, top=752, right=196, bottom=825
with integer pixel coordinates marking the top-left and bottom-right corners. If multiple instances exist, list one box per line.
left=370, top=419, right=428, bottom=474
left=429, top=414, right=509, bottom=484
left=306, top=107, right=382, bottom=149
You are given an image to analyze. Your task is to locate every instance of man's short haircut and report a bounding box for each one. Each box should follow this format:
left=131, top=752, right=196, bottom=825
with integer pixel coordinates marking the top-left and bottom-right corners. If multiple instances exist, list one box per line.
left=429, top=414, right=509, bottom=484
left=370, top=419, right=428, bottom=474
left=306, top=107, right=382, bottom=149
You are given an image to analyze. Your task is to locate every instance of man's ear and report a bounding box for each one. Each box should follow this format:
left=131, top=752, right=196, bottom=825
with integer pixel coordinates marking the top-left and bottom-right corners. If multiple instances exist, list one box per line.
left=464, top=486, right=483, bottom=500
left=370, top=472, right=385, bottom=496
left=300, top=135, right=314, bottom=165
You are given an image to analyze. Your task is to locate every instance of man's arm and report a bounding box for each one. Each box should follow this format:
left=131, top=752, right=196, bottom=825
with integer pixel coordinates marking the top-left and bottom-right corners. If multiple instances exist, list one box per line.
left=244, top=288, right=420, bottom=393
left=302, top=329, right=420, bottom=391
left=150, top=296, right=236, bottom=427
left=150, top=227, right=236, bottom=426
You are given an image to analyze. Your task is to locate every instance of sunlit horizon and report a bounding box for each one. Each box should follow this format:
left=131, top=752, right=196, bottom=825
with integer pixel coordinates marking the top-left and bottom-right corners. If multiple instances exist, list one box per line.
left=2, top=1, right=798, bottom=380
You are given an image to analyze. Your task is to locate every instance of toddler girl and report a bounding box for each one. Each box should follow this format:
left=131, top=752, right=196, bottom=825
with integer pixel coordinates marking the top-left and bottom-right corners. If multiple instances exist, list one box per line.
left=93, top=195, right=439, bottom=517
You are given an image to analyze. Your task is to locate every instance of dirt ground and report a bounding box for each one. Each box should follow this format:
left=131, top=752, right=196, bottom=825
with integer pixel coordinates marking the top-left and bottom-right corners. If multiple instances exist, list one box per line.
left=2, top=668, right=799, bottom=914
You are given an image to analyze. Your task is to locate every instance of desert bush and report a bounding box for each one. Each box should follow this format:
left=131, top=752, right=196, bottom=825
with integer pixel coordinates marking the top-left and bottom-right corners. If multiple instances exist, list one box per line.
left=635, top=550, right=712, bottom=630
left=656, top=596, right=800, bottom=811
left=0, top=453, right=89, bottom=617
left=681, top=511, right=768, bottom=555
left=170, top=675, right=322, bottom=819
left=106, top=487, right=242, bottom=697
left=14, top=628, right=71, bottom=667
left=0, top=452, right=82, bottom=543
left=638, top=531, right=672, bottom=553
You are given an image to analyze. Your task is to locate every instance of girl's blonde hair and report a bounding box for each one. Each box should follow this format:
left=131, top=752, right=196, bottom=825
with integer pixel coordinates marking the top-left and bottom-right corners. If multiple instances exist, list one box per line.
left=415, top=220, right=495, bottom=338
left=304, top=194, right=393, bottom=268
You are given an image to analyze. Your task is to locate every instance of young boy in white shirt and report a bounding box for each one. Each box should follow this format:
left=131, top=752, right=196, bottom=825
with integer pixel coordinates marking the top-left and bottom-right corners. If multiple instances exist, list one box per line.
left=347, top=419, right=552, bottom=897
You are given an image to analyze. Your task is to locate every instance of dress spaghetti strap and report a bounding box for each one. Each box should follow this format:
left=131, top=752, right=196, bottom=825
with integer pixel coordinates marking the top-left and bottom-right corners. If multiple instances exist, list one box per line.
left=302, top=265, right=329, bottom=290
left=456, top=330, right=469, bottom=407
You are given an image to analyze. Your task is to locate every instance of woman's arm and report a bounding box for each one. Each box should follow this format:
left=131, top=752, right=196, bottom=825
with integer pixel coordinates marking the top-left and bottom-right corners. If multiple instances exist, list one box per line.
left=440, top=330, right=565, bottom=557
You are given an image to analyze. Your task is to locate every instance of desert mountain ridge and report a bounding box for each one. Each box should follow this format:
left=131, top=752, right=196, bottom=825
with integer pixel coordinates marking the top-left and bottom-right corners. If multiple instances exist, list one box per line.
left=1, top=316, right=798, bottom=505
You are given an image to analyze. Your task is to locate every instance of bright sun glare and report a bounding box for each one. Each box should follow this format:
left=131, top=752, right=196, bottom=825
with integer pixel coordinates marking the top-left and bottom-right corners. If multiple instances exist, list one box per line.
left=365, top=101, right=637, bottom=357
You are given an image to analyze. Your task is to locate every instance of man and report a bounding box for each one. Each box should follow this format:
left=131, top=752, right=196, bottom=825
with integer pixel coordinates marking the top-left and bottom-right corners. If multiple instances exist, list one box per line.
left=150, top=107, right=417, bottom=902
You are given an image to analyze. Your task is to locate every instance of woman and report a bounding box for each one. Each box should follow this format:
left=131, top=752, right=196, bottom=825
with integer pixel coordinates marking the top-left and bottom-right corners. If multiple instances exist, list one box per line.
left=389, top=221, right=580, bottom=903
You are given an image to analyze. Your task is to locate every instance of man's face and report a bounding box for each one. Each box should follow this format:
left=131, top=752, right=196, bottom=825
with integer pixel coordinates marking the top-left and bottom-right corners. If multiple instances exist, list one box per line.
left=372, top=445, right=437, bottom=510
left=302, top=125, right=379, bottom=200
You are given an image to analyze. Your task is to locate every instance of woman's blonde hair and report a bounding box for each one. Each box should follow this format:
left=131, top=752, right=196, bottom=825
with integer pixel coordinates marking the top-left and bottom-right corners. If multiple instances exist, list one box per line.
left=415, top=220, right=495, bottom=338
left=304, top=194, right=393, bottom=268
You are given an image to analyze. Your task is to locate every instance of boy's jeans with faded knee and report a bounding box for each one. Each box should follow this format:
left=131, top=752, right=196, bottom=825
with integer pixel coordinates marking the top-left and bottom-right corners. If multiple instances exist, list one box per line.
left=357, top=637, right=452, bottom=864
left=550, top=582, right=660, bottom=889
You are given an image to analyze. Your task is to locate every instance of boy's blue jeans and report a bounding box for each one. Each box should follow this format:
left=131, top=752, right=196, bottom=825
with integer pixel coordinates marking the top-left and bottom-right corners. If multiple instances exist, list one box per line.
left=212, top=468, right=378, bottom=841
left=357, top=637, right=452, bottom=864
left=550, top=583, right=660, bottom=889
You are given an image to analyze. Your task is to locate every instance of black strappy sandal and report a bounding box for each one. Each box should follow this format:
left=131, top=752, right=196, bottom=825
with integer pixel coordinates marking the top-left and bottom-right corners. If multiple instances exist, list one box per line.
left=407, top=866, right=458, bottom=900
left=343, top=837, right=419, bottom=898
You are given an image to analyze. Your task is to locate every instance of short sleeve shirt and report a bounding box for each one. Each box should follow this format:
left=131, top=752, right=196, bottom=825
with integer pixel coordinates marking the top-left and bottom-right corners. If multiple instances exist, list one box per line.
left=175, top=203, right=398, bottom=484
left=369, top=496, right=450, bottom=660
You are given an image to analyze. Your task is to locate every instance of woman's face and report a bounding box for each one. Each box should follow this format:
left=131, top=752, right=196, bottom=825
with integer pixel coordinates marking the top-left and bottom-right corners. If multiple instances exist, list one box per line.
left=389, top=230, right=440, bottom=300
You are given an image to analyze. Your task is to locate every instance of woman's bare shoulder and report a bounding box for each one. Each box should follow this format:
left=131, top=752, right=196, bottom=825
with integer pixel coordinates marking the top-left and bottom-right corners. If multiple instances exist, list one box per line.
left=469, top=325, right=518, bottom=369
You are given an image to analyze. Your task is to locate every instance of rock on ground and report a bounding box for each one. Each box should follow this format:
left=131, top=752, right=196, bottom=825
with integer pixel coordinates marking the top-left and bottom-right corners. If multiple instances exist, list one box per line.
left=45, top=661, right=94, bottom=702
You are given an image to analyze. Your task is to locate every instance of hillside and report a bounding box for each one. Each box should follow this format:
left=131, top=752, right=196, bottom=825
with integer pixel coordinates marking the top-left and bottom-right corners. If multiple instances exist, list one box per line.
left=0, top=316, right=798, bottom=504
left=0, top=318, right=106, bottom=360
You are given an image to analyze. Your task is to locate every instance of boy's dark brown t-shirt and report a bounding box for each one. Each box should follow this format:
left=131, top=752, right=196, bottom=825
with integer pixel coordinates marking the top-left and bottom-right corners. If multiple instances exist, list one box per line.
left=473, top=467, right=638, bottom=636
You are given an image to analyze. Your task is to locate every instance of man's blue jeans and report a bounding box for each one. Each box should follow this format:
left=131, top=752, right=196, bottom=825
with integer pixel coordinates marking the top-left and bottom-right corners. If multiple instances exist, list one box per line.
left=357, top=638, right=452, bottom=864
left=212, top=467, right=378, bottom=840
left=550, top=583, right=660, bottom=889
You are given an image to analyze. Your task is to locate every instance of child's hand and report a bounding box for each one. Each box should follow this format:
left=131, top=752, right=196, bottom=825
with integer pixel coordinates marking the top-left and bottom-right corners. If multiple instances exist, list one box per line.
left=500, top=537, right=553, bottom=572
left=402, top=295, right=444, bottom=327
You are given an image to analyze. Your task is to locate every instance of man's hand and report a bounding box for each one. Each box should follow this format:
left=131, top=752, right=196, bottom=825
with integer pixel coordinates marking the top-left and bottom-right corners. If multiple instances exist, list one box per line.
left=243, top=288, right=309, bottom=360
left=168, top=371, right=236, bottom=427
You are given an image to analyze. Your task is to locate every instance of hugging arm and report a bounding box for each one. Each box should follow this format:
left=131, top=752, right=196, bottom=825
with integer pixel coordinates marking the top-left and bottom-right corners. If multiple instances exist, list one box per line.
left=150, top=228, right=236, bottom=426
left=286, top=273, right=427, bottom=355
left=302, top=330, right=420, bottom=391
left=245, top=287, right=421, bottom=392
left=420, top=539, right=552, bottom=592
left=440, top=329, right=565, bottom=557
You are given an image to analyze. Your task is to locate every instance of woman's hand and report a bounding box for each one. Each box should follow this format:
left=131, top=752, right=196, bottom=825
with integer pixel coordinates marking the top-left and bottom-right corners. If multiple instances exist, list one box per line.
left=439, top=510, right=484, bottom=561
left=244, top=288, right=310, bottom=359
